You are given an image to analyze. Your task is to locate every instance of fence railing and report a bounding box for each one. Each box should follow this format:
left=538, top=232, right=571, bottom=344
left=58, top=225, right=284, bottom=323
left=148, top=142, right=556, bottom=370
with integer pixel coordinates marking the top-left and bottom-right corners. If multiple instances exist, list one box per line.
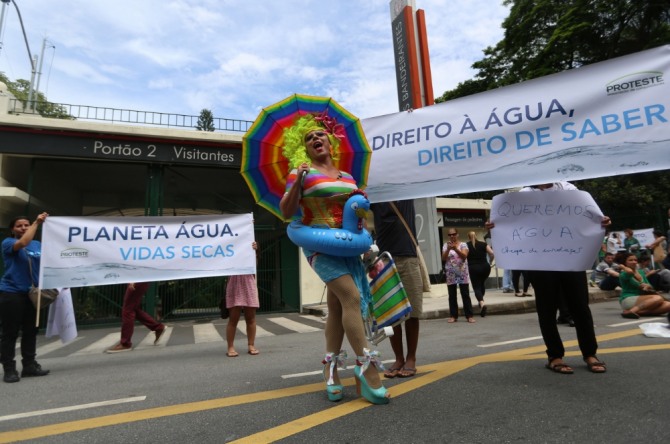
left=7, top=99, right=253, bottom=133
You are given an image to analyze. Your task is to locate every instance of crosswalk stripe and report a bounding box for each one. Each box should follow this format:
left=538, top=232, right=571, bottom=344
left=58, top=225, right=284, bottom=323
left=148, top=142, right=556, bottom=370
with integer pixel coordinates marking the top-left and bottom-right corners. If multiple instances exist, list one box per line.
left=253, top=325, right=275, bottom=337
left=300, top=315, right=325, bottom=324
left=73, top=333, right=119, bottom=355
left=268, top=317, right=321, bottom=333
left=135, top=326, right=173, bottom=349
left=193, top=324, right=223, bottom=343
left=36, top=337, right=83, bottom=356
left=32, top=316, right=321, bottom=357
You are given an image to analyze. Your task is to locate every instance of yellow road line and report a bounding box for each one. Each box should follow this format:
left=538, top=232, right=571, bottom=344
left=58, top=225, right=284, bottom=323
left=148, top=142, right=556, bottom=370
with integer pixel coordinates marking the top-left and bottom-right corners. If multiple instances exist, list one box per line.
left=1, top=328, right=668, bottom=443
left=0, top=383, right=323, bottom=443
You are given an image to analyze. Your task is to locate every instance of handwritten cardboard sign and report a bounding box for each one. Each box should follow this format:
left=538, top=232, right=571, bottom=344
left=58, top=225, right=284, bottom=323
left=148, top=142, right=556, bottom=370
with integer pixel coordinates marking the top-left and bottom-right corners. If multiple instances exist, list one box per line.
left=490, top=190, right=605, bottom=271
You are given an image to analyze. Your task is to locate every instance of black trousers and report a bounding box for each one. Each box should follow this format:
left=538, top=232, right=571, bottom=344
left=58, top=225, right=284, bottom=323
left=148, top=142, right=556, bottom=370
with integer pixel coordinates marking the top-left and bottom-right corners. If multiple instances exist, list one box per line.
left=512, top=270, right=530, bottom=293
left=468, top=262, right=491, bottom=303
left=447, top=283, right=473, bottom=318
left=527, top=271, right=597, bottom=360
left=0, top=292, right=38, bottom=368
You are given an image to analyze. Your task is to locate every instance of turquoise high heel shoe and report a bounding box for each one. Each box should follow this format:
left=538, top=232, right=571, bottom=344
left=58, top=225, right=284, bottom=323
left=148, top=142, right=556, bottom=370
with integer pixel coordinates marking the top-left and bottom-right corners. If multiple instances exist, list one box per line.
left=354, top=348, right=390, bottom=405
left=323, top=350, right=347, bottom=402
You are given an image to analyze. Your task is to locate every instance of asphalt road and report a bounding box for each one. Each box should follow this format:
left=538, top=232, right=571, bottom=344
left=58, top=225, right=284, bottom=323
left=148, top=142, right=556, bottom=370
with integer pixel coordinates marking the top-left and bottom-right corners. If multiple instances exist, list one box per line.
left=0, top=300, right=668, bottom=443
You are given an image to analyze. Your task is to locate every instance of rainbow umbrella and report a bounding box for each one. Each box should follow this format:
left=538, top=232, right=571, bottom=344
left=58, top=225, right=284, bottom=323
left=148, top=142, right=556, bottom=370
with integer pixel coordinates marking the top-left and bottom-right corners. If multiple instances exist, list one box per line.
left=241, top=94, right=372, bottom=220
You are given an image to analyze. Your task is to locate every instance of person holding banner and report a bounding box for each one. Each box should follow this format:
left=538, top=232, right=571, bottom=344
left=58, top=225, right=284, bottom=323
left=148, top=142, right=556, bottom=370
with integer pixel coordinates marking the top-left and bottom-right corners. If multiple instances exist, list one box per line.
left=225, top=241, right=260, bottom=357
left=0, top=213, right=51, bottom=383
left=487, top=182, right=611, bottom=374
left=370, top=200, right=423, bottom=378
left=279, top=114, right=389, bottom=404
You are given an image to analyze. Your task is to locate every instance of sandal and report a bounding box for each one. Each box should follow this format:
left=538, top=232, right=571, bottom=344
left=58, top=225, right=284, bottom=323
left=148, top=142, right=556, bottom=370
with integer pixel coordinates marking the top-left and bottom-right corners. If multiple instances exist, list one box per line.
left=621, top=311, right=640, bottom=319
left=545, top=358, right=573, bottom=374
left=397, top=367, right=417, bottom=378
left=584, top=357, right=607, bottom=373
left=467, top=317, right=476, bottom=323
left=447, top=317, right=457, bottom=323
left=354, top=349, right=389, bottom=405
left=323, top=351, right=347, bottom=402
left=384, top=366, right=402, bottom=379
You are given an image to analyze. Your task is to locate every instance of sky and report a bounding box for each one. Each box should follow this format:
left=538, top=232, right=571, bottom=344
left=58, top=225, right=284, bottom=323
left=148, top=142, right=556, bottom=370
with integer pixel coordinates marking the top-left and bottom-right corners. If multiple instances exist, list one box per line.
left=0, top=0, right=509, bottom=124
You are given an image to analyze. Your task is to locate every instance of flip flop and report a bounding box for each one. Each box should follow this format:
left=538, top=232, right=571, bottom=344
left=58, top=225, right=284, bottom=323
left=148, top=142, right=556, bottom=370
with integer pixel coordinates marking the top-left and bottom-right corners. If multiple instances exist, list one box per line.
left=384, top=367, right=402, bottom=378
left=397, top=367, right=417, bottom=378
left=226, top=351, right=239, bottom=357
left=248, top=348, right=260, bottom=355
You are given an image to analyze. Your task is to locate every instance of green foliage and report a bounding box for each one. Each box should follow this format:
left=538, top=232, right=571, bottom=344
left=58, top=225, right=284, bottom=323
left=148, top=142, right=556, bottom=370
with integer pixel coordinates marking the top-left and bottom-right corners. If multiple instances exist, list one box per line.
left=195, top=108, right=216, bottom=131
left=0, top=71, right=73, bottom=119
left=436, top=0, right=670, bottom=102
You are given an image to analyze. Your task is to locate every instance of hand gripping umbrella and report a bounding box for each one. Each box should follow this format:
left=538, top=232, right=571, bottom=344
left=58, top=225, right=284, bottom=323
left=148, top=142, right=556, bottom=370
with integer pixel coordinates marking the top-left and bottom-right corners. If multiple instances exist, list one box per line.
left=241, top=94, right=372, bottom=220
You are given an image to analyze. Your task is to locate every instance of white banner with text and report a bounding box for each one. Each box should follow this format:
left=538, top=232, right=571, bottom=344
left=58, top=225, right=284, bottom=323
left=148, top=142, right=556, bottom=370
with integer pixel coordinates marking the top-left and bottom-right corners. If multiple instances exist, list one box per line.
left=362, top=45, right=670, bottom=202
left=490, top=191, right=604, bottom=271
left=40, top=214, right=255, bottom=288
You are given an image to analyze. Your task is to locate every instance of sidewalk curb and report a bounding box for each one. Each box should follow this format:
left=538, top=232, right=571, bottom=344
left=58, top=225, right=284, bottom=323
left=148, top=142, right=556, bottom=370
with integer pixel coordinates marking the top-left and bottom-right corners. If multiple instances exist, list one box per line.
left=302, top=287, right=620, bottom=320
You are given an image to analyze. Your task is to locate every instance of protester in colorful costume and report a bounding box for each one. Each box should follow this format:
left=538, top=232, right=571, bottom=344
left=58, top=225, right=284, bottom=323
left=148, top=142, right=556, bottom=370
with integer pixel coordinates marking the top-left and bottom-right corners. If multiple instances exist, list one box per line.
left=279, top=113, right=389, bottom=404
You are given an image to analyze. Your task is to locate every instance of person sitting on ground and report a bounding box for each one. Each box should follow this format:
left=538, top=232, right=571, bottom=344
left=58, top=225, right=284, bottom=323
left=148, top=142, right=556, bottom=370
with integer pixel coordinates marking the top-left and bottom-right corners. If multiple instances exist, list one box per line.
left=637, top=253, right=670, bottom=293
left=593, top=252, right=621, bottom=291
left=616, top=252, right=670, bottom=319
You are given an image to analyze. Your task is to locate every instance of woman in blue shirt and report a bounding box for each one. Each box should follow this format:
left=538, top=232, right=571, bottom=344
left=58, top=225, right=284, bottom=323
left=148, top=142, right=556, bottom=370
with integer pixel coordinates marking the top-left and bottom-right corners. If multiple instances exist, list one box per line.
left=0, top=213, right=51, bottom=383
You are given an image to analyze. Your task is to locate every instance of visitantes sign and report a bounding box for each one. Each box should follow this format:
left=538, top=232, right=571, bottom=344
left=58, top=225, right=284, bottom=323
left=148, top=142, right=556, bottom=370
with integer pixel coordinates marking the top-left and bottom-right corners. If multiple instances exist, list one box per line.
left=0, top=127, right=240, bottom=167
left=362, top=45, right=670, bottom=203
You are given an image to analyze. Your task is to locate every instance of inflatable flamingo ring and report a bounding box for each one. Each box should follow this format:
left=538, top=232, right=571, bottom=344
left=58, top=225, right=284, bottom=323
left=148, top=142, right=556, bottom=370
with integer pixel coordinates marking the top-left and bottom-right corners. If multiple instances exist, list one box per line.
left=287, top=190, right=373, bottom=257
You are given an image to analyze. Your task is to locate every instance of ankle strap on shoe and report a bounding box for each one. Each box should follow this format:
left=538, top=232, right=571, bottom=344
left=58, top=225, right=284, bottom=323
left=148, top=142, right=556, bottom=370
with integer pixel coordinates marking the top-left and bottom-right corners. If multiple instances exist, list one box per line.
left=323, top=350, right=347, bottom=385
left=356, top=348, right=384, bottom=373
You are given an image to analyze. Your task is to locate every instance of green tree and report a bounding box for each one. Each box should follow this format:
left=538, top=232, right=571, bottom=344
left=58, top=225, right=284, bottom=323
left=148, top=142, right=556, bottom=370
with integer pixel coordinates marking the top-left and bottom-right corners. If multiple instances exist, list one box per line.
left=195, top=108, right=215, bottom=131
left=437, top=0, right=670, bottom=101
left=435, top=0, right=670, bottom=229
left=0, top=72, right=73, bottom=119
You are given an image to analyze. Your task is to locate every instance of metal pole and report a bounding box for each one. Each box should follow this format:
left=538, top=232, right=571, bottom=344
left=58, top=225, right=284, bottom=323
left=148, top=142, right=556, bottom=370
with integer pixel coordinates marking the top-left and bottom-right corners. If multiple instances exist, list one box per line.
left=35, top=37, right=53, bottom=97
left=0, top=1, right=10, bottom=56
left=8, top=0, right=36, bottom=111
left=26, top=53, right=36, bottom=111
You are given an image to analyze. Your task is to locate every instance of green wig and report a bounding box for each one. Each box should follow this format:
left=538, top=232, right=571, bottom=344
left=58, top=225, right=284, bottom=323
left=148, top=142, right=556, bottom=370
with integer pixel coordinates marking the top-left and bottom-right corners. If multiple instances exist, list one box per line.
left=282, top=113, right=342, bottom=169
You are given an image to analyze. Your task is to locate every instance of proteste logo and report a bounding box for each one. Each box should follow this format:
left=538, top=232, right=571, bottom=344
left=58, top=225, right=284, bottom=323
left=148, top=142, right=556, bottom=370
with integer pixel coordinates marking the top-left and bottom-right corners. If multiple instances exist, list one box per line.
left=606, top=71, right=664, bottom=96
left=60, top=248, right=89, bottom=259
